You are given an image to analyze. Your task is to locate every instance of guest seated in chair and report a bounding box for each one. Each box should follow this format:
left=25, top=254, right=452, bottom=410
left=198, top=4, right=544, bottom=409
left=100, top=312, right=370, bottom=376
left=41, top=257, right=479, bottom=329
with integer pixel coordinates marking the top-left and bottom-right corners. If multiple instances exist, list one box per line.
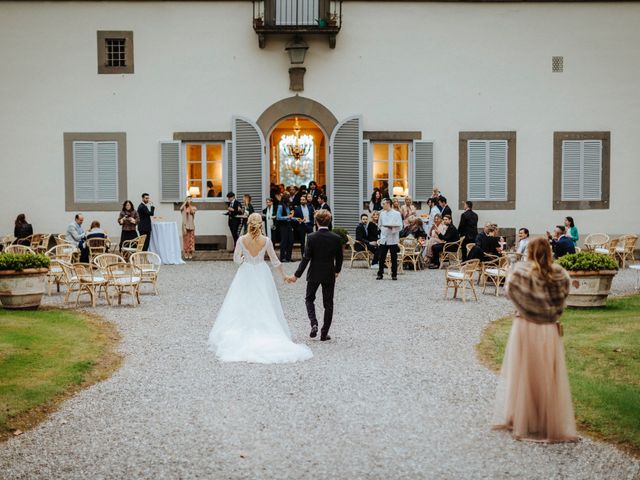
left=400, top=215, right=426, bottom=240
left=423, top=213, right=445, bottom=263
left=429, top=215, right=460, bottom=269
left=468, top=224, right=503, bottom=262
left=547, top=225, right=576, bottom=259
left=13, top=214, right=33, bottom=246
left=81, top=220, right=108, bottom=262
left=66, top=213, right=88, bottom=260
left=355, top=214, right=377, bottom=258
left=368, top=211, right=381, bottom=268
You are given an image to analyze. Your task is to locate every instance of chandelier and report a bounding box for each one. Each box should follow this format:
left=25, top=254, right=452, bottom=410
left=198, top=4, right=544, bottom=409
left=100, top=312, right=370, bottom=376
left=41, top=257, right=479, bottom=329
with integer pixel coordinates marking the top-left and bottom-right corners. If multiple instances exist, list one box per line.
left=281, top=117, right=313, bottom=176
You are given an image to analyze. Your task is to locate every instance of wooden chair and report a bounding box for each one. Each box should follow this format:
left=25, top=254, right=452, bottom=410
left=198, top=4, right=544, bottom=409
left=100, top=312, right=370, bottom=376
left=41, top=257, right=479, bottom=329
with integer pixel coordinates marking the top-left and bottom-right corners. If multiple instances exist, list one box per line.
left=121, top=235, right=147, bottom=260
left=439, top=236, right=465, bottom=270
left=24, top=233, right=49, bottom=253
left=55, top=234, right=72, bottom=246
left=1, top=235, right=16, bottom=251
left=130, top=251, right=162, bottom=295
left=107, top=263, right=142, bottom=306
left=86, top=237, right=108, bottom=261
left=46, top=259, right=65, bottom=295
left=58, top=261, right=81, bottom=306
left=94, top=253, right=126, bottom=272
left=346, top=235, right=371, bottom=268
left=384, top=244, right=405, bottom=276
left=4, top=245, right=35, bottom=254
left=616, top=234, right=638, bottom=268
left=482, top=256, right=510, bottom=296
left=466, top=243, right=475, bottom=255
left=74, top=263, right=111, bottom=308
left=46, top=244, right=78, bottom=263
left=584, top=233, right=609, bottom=251
left=400, top=237, right=421, bottom=271
left=444, top=259, right=480, bottom=302
left=594, top=238, right=619, bottom=258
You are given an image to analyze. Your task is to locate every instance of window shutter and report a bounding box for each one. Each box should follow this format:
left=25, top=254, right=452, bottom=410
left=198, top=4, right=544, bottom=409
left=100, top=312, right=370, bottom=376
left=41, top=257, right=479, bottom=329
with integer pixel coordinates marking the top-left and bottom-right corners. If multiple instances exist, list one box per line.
left=96, top=141, right=118, bottom=202
left=73, top=141, right=96, bottom=203
left=160, top=141, right=182, bottom=202
left=330, top=116, right=362, bottom=232
left=224, top=140, right=233, bottom=196
left=362, top=140, right=369, bottom=201
left=413, top=141, right=433, bottom=201
left=488, top=140, right=507, bottom=200
left=467, top=140, right=487, bottom=200
left=561, top=140, right=582, bottom=201
left=582, top=140, right=602, bottom=200
left=233, top=117, right=265, bottom=211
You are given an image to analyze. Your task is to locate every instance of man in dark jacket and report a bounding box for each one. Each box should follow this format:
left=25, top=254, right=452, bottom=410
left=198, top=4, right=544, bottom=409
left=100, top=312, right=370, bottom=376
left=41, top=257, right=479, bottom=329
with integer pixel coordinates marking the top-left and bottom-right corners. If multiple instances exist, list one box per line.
left=438, top=196, right=452, bottom=219
left=355, top=213, right=377, bottom=256
left=317, top=194, right=332, bottom=230
left=226, top=192, right=243, bottom=246
left=137, top=193, right=155, bottom=251
left=287, top=210, right=343, bottom=341
left=549, top=225, right=576, bottom=259
left=458, top=200, right=479, bottom=261
left=292, top=195, right=315, bottom=256
left=429, top=215, right=460, bottom=268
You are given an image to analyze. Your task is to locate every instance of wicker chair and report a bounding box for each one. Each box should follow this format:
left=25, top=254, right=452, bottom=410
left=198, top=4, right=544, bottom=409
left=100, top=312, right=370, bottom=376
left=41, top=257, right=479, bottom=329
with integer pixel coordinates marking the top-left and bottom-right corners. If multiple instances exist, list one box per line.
left=130, top=251, right=162, bottom=295
left=615, top=234, right=638, bottom=268
left=107, top=263, right=142, bottom=306
left=86, top=237, right=108, bottom=261
left=1, top=235, right=16, bottom=251
left=482, top=256, right=510, bottom=296
left=121, top=235, right=147, bottom=260
left=346, top=235, right=371, bottom=268
left=74, top=263, right=111, bottom=308
left=94, top=253, right=126, bottom=272
left=46, top=259, right=65, bottom=295
left=584, top=233, right=610, bottom=251
left=58, top=261, right=81, bottom=306
left=594, top=238, right=619, bottom=258
left=384, top=244, right=405, bottom=276
left=55, top=234, right=72, bottom=246
left=46, top=244, right=78, bottom=263
left=444, top=259, right=480, bottom=302
left=4, top=245, right=35, bottom=254
left=24, top=233, right=50, bottom=253
left=438, top=236, right=465, bottom=270
left=399, top=237, right=422, bottom=271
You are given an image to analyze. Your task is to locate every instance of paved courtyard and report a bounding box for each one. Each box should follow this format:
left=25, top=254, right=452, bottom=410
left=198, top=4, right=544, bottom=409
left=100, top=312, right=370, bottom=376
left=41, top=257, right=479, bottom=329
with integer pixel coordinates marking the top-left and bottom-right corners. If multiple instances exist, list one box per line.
left=1, top=262, right=639, bottom=479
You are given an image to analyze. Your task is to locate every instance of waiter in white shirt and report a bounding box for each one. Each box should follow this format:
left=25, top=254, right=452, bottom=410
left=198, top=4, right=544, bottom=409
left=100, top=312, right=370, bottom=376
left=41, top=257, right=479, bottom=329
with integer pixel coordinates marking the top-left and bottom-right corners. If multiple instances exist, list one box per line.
left=262, top=198, right=276, bottom=241
left=376, top=198, right=403, bottom=280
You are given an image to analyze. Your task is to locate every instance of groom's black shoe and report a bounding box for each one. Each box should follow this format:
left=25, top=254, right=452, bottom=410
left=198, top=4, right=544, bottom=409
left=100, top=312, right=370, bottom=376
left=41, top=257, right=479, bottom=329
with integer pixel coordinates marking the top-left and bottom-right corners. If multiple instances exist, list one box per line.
left=376, top=274, right=383, bottom=280
left=320, top=335, right=331, bottom=341
left=310, top=326, right=318, bottom=338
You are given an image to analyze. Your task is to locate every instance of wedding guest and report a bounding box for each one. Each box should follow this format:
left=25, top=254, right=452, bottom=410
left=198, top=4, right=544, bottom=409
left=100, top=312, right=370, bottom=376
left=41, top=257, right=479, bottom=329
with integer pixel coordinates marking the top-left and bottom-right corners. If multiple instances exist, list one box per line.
left=118, top=200, right=139, bottom=251
left=400, top=216, right=426, bottom=240
left=137, top=193, right=155, bottom=251
left=429, top=215, right=460, bottom=269
left=293, top=195, right=315, bottom=255
left=180, top=196, right=197, bottom=259
left=207, top=180, right=215, bottom=198
left=262, top=197, right=278, bottom=242
left=424, top=213, right=445, bottom=263
left=391, top=197, right=401, bottom=213
left=226, top=192, right=243, bottom=246
left=307, top=180, right=321, bottom=208
left=369, top=211, right=381, bottom=268
left=548, top=225, right=575, bottom=259
left=241, top=194, right=255, bottom=234
left=493, top=236, right=578, bottom=443
left=458, top=201, right=478, bottom=261
left=355, top=213, right=377, bottom=259
left=276, top=193, right=295, bottom=262
left=438, top=196, right=452, bottom=219
left=516, top=228, right=530, bottom=260
left=369, top=189, right=383, bottom=213
left=400, top=196, right=417, bottom=227
left=13, top=214, right=33, bottom=246
left=468, top=224, right=502, bottom=262
left=430, top=186, right=441, bottom=205
left=317, top=194, right=332, bottom=230
left=83, top=220, right=107, bottom=262
left=565, top=216, right=579, bottom=246
left=376, top=198, right=403, bottom=280
left=66, top=213, right=88, bottom=259
left=427, top=198, right=439, bottom=232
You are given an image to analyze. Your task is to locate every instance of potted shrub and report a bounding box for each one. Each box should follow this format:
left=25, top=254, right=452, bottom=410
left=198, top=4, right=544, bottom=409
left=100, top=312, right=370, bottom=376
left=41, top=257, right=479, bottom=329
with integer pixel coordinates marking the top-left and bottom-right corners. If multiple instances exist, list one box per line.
left=557, top=252, right=618, bottom=307
left=332, top=227, right=349, bottom=247
left=0, top=253, right=51, bottom=309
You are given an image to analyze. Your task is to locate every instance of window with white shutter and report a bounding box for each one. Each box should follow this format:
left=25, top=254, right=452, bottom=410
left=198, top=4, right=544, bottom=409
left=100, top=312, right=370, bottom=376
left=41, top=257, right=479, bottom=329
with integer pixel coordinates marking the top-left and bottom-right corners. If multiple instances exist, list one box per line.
left=553, top=132, right=610, bottom=210
left=459, top=131, right=516, bottom=210
left=64, top=132, right=127, bottom=211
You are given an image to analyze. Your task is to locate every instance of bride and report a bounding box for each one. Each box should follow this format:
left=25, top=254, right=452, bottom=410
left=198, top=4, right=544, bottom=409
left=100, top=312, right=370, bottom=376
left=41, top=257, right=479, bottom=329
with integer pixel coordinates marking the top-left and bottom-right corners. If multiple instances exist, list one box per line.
left=208, top=212, right=313, bottom=364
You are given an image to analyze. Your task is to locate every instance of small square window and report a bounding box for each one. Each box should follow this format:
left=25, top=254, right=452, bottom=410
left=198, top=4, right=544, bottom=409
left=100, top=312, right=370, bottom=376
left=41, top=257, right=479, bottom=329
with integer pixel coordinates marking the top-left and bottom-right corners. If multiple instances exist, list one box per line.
left=552, top=56, right=564, bottom=73
left=97, top=31, right=134, bottom=74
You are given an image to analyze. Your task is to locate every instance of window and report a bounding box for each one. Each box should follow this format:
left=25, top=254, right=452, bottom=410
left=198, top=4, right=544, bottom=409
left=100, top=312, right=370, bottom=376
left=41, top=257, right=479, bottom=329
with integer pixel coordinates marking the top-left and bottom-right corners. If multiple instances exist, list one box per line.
left=64, top=133, right=127, bottom=211
left=372, top=143, right=409, bottom=197
left=553, top=132, right=610, bottom=210
left=97, top=31, right=134, bottom=74
left=185, top=143, right=224, bottom=199
left=459, top=132, right=516, bottom=210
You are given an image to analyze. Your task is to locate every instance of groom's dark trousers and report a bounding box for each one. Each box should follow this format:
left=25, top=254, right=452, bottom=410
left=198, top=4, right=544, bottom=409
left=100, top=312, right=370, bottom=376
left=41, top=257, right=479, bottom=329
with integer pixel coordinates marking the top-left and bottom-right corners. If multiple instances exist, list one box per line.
left=294, top=228, right=344, bottom=337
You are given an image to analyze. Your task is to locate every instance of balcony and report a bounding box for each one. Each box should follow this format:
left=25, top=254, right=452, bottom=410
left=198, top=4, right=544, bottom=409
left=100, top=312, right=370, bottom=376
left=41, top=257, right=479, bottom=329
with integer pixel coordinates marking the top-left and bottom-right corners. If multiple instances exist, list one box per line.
left=253, top=0, right=342, bottom=48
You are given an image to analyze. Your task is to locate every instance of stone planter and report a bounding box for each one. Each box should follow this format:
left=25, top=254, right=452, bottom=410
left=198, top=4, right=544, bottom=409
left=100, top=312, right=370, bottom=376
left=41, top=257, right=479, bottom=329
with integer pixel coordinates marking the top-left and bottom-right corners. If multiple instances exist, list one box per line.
left=566, top=270, right=618, bottom=307
left=0, top=268, right=49, bottom=309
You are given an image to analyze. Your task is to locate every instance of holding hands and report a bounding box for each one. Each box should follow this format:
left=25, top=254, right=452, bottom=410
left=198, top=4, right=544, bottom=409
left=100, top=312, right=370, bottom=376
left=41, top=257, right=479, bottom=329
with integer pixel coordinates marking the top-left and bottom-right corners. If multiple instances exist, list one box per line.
left=284, top=275, right=297, bottom=284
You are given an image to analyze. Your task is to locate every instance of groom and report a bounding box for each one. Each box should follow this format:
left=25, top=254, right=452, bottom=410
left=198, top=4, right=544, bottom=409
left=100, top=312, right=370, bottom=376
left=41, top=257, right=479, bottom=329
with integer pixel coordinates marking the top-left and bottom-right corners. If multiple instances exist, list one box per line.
left=286, top=209, right=343, bottom=341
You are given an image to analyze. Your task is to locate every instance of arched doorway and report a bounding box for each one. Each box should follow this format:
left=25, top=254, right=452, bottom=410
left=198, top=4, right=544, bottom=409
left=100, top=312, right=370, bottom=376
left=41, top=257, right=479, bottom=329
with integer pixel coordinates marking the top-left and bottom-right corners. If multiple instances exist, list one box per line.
left=268, top=116, right=327, bottom=192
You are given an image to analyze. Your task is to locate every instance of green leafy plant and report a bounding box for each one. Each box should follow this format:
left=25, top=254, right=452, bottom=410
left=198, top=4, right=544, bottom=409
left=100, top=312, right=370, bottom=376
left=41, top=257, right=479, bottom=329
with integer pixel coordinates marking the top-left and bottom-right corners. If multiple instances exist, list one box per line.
left=557, top=252, right=618, bottom=272
left=0, top=253, right=51, bottom=271
left=332, top=227, right=349, bottom=245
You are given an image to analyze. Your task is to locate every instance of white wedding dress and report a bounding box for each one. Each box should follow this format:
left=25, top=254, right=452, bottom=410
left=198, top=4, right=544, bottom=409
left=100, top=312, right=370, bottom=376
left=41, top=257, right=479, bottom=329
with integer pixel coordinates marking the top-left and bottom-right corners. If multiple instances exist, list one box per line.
left=208, top=235, right=313, bottom=364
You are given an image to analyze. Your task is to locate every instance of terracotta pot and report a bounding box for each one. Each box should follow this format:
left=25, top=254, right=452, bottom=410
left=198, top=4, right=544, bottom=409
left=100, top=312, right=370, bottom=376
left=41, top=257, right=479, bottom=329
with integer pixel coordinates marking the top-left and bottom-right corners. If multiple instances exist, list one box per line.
left=0, top=268, right=49, bottom=309
left=566, top=270, right=618, bottom=307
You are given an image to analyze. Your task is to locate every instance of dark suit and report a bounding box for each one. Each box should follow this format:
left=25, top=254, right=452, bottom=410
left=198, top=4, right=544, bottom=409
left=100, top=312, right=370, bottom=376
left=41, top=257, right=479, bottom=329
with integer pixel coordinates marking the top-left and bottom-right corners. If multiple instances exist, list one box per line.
left=295, top=228, right=344, bottom=338
left=367, top=222, right=381, bottom=264
left=14, top=223, right=33, bottom=246
left=552, top=236, right=576, bottom=259
left=431, top=224, right=460, bottom=267
left=318, top=203, right=332, bottom=230
left=276, top=203, right=295, bottom=261
left=137, top=202, right=155, bottom=251
left=293, top=204, right=315, bottom=255
left=227, top=199, right=243, bottom=245
left=458, top=209, right=478, bottom=260
left=439, top=204, right=452, bottom=219
left=468, top=234, right=501, bottom=262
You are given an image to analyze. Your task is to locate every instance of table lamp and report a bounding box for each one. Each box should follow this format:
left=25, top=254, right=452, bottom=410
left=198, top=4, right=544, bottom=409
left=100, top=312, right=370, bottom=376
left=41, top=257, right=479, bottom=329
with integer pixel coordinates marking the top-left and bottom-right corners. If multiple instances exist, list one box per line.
left=188, top=186, right=201, bottom=198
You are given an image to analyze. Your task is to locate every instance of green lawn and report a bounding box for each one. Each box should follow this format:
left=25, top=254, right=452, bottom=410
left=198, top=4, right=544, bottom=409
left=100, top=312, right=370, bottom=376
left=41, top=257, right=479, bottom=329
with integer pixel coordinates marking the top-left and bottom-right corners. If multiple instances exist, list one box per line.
left=0, top=308, right=120, bottom=439
left=477, top=295, right=640, bottom=455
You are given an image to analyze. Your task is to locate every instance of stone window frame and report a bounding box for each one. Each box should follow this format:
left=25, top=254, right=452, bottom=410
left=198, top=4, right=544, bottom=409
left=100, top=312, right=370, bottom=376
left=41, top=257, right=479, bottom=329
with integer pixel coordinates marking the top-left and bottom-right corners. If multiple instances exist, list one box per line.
left=97, top=31, right=134, bottom=74
left=458, top=131, right=516, bottom=210
left=553, top=131, right=610, bottom=210
left=64, top=132, right=128, bottom=211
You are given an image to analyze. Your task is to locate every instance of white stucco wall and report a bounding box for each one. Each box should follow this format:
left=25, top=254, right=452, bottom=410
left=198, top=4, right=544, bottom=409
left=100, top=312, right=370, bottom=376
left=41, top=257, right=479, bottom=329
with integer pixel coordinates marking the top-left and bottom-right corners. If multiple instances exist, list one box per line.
left=1, top=1, right=638, bottom=241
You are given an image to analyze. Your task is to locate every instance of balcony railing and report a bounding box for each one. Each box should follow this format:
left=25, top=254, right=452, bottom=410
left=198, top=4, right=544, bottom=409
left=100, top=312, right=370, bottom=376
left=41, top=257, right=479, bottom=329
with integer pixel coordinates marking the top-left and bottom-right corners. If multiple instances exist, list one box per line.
left=253, top=0, right=342, bottom=48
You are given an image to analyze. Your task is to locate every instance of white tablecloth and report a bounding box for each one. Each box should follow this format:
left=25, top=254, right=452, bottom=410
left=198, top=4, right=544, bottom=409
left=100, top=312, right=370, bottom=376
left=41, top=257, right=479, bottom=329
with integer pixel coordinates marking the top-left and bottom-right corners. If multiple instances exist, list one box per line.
left=149, top=221, right=185, bottom=265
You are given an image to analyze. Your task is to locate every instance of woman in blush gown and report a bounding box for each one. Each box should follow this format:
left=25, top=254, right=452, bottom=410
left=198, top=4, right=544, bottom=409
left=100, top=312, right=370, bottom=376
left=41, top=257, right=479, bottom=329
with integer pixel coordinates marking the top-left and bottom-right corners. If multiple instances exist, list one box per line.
left=208, top=213, right=313, bottom=364
left=493, top=236, right=579, bottom=443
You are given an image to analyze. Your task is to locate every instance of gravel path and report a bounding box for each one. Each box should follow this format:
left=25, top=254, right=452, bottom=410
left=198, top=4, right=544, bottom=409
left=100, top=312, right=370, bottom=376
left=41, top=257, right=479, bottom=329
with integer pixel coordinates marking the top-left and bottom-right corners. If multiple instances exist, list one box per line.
left=1, top=263, right=639, bottom=479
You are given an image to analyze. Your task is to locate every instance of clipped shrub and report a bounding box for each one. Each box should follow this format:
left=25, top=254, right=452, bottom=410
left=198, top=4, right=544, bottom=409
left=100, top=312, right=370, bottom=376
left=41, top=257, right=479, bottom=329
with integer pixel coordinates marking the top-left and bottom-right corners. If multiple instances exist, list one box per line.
left=0, top=253, right=51, bottom=271
left=557, top=252, right=618, bottom=272
left=332, top=227, right=349, bottom=245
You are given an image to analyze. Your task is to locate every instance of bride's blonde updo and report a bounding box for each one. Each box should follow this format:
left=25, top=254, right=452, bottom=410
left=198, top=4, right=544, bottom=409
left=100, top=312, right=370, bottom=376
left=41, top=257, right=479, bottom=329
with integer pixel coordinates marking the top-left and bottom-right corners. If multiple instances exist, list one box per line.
left=247, top=212, right=264, bottom=240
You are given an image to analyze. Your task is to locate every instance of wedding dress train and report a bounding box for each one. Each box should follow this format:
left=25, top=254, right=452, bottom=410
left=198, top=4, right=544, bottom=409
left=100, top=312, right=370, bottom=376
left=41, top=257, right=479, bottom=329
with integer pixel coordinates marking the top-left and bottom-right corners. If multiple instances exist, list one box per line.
left=208, top=236, right=313, bottom=364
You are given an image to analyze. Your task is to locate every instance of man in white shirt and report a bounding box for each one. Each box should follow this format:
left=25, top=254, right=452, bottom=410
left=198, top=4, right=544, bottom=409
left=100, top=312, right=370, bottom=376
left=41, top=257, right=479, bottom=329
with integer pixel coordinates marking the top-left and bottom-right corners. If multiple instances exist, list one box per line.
left=262, top=198, right=276, bottom=241
left=376, top=198, right=403, bottom=280
left=517, top=227, right=530, bottom=261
